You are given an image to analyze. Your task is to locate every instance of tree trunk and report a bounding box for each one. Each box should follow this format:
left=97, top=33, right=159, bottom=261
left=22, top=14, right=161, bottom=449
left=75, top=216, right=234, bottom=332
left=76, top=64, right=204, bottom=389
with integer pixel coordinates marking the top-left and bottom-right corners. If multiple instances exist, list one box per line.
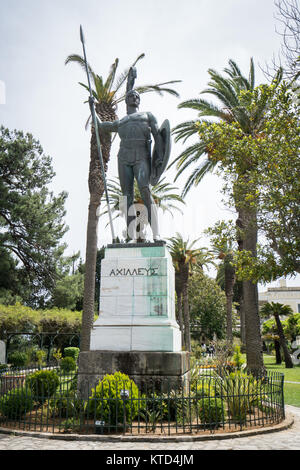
left=175, top=260, right=191, bottom=352
left=80, top=196, right=100, bottom=351
left=175, top=272, right=185, bottom=349
left=237, top=206, right=264, bottom=375
left=182, top=282, right=191, bottom=352
left=239, top=296, right=246, bottom=350
left=274, top=339, right=282, bottom=364
left=176, top=290, right=185, bottom=349
left=226, top=293, right=234, bottom=344
left=243, top=278, right=264, bottom=373
left=274, top=314, right=293, bottom=368
left=179, top=263, right=191, bottom=352
left=224, top=255, right=235, bottom=345
left=80, top=121, right=113, bottom=352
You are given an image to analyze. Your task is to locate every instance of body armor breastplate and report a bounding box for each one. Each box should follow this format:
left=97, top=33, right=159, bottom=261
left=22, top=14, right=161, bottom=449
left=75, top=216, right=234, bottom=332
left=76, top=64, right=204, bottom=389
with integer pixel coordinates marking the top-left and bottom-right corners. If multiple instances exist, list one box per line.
left=118, top=113, right=151, bottom=142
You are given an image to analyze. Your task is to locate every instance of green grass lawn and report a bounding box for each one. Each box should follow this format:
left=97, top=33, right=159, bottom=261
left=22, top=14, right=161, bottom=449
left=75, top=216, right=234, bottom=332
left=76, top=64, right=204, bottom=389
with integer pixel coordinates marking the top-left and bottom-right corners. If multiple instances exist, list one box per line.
left=263, top=354, right=300, bottom=407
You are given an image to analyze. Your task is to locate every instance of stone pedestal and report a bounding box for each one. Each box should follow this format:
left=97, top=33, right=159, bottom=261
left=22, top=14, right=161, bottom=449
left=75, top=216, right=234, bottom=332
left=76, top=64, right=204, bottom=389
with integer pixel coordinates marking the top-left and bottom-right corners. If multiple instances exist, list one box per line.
left=78, top=350, right=190, bottom=396
left=90, top=242, right=181, bottom=352
left=78, top=242, right=190, bottom=397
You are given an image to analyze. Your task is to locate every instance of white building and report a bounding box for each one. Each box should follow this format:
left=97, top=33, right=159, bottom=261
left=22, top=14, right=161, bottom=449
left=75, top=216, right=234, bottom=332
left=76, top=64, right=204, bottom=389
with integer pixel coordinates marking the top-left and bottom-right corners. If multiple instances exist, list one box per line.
left=259, top=279, right=300, bottom=313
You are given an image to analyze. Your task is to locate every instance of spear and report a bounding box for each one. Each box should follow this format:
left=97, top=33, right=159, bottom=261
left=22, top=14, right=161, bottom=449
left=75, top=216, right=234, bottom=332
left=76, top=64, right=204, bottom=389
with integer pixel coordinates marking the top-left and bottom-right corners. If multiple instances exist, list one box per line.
left=80, top=25, right=116, bottom=243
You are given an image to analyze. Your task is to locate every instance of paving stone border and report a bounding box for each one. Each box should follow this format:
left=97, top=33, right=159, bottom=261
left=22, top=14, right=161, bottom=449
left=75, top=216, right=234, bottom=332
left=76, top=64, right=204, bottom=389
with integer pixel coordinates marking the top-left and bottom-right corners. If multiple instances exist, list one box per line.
left=0, top=413, right=294, bottom=443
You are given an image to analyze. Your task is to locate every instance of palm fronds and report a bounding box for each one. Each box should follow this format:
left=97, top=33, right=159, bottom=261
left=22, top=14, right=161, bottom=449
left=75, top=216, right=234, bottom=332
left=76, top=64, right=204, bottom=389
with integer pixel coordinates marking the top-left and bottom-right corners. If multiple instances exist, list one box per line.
left=66, top=52, right=180, bottom=109
left=178, top=98, right=234, bottom=122
left=171, top=58, right=272, bottom=196
left=65, top=54, right=94, bottom=75
left=167, top=232, right=212, bottom=270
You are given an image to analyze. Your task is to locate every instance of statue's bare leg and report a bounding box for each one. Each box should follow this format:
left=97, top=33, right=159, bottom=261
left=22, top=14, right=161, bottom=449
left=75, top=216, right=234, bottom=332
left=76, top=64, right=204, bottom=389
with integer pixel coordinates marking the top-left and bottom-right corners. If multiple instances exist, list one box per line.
left=134, top=159, right=159, bottom=240
left=118, top=159, right=135, bottom=240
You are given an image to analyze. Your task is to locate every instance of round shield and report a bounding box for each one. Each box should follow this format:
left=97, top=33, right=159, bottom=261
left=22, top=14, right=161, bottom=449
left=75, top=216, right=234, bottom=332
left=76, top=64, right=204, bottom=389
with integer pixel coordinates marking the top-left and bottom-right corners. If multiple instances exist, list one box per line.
left=150, top=119, right=171, bottom=186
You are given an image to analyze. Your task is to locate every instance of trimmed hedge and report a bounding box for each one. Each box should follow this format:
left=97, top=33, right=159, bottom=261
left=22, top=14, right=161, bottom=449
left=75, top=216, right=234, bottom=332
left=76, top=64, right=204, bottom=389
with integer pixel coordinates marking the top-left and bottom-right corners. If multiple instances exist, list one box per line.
left=87, top=371, right=139, bottom=424
left=25, top=369, right=59, bottom=403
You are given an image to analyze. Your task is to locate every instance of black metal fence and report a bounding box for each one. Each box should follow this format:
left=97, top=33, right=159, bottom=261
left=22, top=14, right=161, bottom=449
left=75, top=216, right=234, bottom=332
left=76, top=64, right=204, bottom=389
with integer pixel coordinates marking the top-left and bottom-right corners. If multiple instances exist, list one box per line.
left=0, top=365, right=285, bottom=436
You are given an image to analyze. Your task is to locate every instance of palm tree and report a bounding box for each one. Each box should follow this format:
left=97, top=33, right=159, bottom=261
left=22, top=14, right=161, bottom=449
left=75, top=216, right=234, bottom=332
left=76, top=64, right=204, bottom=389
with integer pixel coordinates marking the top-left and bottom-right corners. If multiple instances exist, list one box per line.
left=167, top=233, right=213, bottom=351
left=171, top=58, right=277, bottom=373
left=190, top=249, right=216, bottom=275
left=205, top=222, right=237, bottom=345
left=66, top=53, right=180, bottom=351
left=260, top=302, right=294, bottom=368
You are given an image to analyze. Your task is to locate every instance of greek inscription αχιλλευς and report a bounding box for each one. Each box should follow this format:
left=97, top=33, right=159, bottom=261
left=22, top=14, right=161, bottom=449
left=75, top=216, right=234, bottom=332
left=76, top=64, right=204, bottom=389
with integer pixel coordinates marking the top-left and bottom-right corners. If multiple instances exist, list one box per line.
left=109, top=267, right=158, bottom=276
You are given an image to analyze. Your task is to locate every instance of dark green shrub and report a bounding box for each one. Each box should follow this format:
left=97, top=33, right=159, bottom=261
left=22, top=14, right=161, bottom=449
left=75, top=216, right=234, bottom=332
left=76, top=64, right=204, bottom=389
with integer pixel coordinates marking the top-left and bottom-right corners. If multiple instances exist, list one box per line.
left=59, top=418, right=81, bottom=433
left=87, top=371, right=139, bottom=425
left=139, top=386, right=195, bottom=425
left=0, top=387, right=34, bottom=419
left=25, top=369, right=59, bottom=403
left=139, top=392, right=167, bottom=417
left=160, top=390, right=195, bottom=424
left=60, top=356, right=76, bottom=373
left=7, top=351, right=28, bottom=367
left=49, top=390, right=84, bottom=418
left=198, top=397, right=225, bottom=428
left=64, top=347, right=79, bottom=363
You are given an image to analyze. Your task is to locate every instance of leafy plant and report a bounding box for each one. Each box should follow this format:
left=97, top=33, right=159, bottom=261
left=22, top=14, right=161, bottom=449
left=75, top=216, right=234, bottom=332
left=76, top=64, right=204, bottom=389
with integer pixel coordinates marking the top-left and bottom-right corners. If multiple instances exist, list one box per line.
left=52, top=348, right=62, bottom=365
left=161, top=390, right=189, bottom=422
left=35, top=349, right=47, bottom=368
left=0, top=387, right=34, bottom=419
left=139, top=388, right=193, bottom=426
left=0, top=127, right=68, bottom=304
left=60, top=356, right=77, bottom=373
left=59, top=418, right=81, bottom=433
left=87, top=371, right=139, bottom=425
left=49, top=390, right=84, bottom=419
left=25, top=369, right=59, bottom=403
left=192, top=379, right=217, bottom=397
left=219, top=371, right=264, bottom=423
left=197, top=397, right=225, bottom=428
left=63, top=347, right=80, bottom=363
left=232, top=345, right=245, bottom=370
left=0, top=303, right=82, bottom=345
left=7, top=351, right=28, bottom=367
left=138, top=408, right=163, bottom=433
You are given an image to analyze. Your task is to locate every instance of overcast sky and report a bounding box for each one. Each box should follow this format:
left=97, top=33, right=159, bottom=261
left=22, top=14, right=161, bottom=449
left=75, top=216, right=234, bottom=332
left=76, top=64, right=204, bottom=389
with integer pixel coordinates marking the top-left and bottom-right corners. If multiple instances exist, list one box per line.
left=0, top=0, right=298, bottom=290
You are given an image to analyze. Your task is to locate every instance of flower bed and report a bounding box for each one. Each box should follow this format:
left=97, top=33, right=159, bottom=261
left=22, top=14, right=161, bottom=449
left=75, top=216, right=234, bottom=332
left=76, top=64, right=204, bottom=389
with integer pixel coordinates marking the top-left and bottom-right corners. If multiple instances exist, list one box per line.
left=0, top=367, right=285, bottom=436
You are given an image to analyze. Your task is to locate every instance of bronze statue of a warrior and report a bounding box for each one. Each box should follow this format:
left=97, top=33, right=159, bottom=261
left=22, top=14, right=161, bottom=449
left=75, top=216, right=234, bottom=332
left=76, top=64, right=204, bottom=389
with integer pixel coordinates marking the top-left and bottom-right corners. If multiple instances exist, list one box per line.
left=95, top=67, right=171, bottom=242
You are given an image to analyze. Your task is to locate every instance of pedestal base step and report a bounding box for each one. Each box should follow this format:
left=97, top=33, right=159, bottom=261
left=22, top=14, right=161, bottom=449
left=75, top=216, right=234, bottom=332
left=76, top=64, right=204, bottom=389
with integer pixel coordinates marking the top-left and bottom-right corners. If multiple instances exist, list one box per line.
left=90, top=324, right=181, bottom=352
left=77, top=350, right=190, bottom=397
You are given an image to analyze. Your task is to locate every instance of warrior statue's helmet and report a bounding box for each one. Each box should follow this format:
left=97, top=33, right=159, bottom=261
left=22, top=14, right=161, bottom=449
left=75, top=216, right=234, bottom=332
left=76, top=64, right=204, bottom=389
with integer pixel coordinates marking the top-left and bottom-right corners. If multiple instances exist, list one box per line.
left=125, top=67, right=140, bottom=109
